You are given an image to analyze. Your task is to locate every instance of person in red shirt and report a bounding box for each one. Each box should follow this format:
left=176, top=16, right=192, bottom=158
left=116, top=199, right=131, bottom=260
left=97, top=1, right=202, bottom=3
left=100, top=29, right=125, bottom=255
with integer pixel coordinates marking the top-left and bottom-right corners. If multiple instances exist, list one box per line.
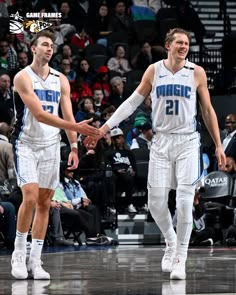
left=71, top=28, right=94, bottom=52
left=93, top=66, right=111, bottom=106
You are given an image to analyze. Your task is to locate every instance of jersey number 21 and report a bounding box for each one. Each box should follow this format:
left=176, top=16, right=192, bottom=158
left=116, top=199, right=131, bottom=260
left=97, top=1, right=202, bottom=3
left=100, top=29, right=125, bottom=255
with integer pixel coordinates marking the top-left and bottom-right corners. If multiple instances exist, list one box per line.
left=166, top=100, right=179, bottom=115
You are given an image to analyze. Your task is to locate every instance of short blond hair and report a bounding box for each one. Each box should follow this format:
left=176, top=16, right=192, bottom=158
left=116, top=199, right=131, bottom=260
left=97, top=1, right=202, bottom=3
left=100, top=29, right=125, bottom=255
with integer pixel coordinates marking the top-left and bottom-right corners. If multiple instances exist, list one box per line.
left=165, top=28, right=191, bottom=45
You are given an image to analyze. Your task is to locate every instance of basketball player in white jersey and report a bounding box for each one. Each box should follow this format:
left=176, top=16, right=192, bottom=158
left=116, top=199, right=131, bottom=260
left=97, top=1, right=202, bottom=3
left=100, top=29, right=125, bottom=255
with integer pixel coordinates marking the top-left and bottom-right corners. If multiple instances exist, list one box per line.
left=85, top=28, right=226, bottom=280
left=10, top=30, right=101, bottom=280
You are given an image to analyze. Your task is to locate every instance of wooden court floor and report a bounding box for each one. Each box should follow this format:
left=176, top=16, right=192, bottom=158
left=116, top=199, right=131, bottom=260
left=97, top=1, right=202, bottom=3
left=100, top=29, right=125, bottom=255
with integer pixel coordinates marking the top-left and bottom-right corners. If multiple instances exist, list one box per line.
left=0, top=245, right=236, bottom=295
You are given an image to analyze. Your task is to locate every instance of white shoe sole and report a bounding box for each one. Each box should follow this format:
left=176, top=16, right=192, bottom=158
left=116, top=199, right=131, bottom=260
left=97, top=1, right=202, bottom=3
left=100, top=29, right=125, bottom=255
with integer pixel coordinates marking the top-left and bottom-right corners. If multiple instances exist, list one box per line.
left=162, top=266, right=173, bottom=273
left=170, top=271, right=186, bottom=280
left=11, top=269, right=28, bottom=280
left=28, top=272, right=50, bottom=280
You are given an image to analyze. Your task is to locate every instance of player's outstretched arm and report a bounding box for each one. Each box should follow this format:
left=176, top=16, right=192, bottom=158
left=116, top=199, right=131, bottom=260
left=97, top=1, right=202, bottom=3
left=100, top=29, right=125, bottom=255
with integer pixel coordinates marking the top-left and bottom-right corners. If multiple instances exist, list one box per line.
left=14, top=70, right=100, bottom=137
left=84, top=64, right=154, bottom=147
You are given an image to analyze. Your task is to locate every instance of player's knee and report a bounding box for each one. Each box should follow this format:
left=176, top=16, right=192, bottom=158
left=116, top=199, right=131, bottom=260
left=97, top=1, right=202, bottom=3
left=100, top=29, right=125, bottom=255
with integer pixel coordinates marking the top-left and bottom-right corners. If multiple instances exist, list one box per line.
left=176, top=185, right=195, bottom=223
left=148, top=187, right=169, bottom=217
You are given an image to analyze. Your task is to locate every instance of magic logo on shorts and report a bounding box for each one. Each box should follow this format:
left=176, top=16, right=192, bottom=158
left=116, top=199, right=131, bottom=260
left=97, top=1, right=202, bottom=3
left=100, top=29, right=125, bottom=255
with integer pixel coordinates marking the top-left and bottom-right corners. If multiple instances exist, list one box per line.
left=156, top=84, right=191, bottom=99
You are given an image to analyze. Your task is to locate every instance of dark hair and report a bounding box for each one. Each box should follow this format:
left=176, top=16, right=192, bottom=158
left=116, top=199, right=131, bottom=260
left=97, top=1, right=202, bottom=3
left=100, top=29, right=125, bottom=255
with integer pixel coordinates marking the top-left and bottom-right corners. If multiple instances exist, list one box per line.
left=78, top=96, right=95, bottom=112
left=0, top=38, right=9, bottom=44
left=30, top=30, right=55, bottom=47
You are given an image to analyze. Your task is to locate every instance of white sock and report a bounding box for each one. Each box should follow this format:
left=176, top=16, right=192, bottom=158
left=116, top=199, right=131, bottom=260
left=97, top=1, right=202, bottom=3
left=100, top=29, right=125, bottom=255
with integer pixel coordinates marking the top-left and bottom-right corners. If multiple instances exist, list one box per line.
left=165, top=228, right=177, bottom=248
left=14, top=230, right=28, bottom=252
left=30, top=239, right=44, bottom=260
left=176, top=221, right=193, bottom=260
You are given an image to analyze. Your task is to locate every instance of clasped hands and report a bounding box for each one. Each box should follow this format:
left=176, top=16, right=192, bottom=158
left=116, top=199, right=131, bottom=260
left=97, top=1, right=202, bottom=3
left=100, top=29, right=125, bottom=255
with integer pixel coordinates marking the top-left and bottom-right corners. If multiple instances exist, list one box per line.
left=75, top=118, right=106, bottom=148
left=83, top=131, right=104, bottom=148
left=83, top=124, right=108, bottom=148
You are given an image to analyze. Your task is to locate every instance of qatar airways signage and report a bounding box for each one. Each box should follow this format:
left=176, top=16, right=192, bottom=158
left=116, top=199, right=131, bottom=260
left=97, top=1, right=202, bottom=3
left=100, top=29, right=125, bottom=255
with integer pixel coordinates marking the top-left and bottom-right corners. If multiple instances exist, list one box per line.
left=205, top=176, right=228, bottom=187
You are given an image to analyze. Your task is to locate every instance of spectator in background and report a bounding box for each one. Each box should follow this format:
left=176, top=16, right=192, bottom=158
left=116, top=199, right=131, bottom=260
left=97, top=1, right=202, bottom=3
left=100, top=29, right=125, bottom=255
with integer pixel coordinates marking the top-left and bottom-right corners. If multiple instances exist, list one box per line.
left=50, top=19, right=76, bottom=54
left=109, top=76, right=129, bottom=108
left=51, top=185, right=109, bottom=245
left=101, top=130, right=114, bottom=153
left=17, top=51, right=30, bottom=69
left=93, top=65, right=111, bottom=106
left=59, top=1, right=77, bottom=28
left=49, top=200, right=75, bottom=246
left=181, top=191, right=216, bottom=246
left=75, top=96, right=96, bottom=123
left=225, top=156, right=236, bottom=176
left=132, top=41, right=165, bottom=71
left=110, top=0, right=136, bottom=44
left=0, top=73, right=14, bottom=125
left=59, top=58, right=77, bottom=83
left=0, top=39, right=9, bottom=70
left=138, top=94, right=152, bottom=119
left=222, top=114, right=236, bottom=161
left=130, top=122, right=153, bottom=150
left=0, top=122, right=16, bottom=183
left=70, top=76, right=93, bottom=113
left=107, top=44, right=131, bottom=76
left=125, top=112, right=147, bottom=147
left=0, top=201, right=16, bottom=249
left=76, top=58, right=97, bottom=88
left=5, top=35, right=18, bottom=73
left=71, top=0, right=99, bottom=32
left=71, top=28, right=94, bottom=53
left=106, top=127, right=137, bottom=213
left=92, top=2, right=112, bottom=47
left=132, top=0, right=161, bottom=13
left=60, top=163, right=114, bottom=244
left=92, top=88, right=105, bottom=116
left=51, top=43, right=79, bottom=70
left=101, top=105, right=116, bottom=126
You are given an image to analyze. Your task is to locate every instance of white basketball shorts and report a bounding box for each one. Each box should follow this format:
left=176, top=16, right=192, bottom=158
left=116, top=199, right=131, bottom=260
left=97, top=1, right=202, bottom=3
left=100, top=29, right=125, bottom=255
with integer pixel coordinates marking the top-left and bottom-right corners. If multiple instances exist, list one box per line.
left=13, top=140, right=60, bottom=189
left=148, top=132, right=202, bottom=189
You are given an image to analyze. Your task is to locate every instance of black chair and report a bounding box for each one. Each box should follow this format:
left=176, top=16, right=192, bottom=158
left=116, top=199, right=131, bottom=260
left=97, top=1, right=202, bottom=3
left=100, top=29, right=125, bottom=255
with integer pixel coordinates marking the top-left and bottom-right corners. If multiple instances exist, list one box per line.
left=106, top=32, right=129, bottom=48
left=84, top=44, right=108, bottom=58
left=200, top=171, right=234, bottom=242
left=133, top=20, right=159, bottom=44
left=231, top=178, right=236, bottom=207
left=89, top=54, right=108, bottom=71
left=124, top=70, right=144, bottom=93
left=200, top=171, right=233, bottom=205
left=132, top=148, right=149, bottom=193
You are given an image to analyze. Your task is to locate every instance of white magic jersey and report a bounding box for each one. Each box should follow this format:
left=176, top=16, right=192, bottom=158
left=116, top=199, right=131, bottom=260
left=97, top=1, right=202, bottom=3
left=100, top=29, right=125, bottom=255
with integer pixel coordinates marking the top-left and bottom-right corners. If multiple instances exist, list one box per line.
left=150, top=60, right=197, bottom=134
left=12, top=66, right=61, bottom=145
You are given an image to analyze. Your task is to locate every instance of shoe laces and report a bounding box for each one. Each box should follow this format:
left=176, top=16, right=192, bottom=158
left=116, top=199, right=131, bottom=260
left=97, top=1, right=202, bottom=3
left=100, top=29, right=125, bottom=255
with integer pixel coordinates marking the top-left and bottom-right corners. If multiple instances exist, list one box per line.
left=30, top=259, right=43, bottom=269
left=12, top=252, right=25, bottom=266
left=163, top=247, right=175, bottom=261
left=173, top=257, right=185, bottom=267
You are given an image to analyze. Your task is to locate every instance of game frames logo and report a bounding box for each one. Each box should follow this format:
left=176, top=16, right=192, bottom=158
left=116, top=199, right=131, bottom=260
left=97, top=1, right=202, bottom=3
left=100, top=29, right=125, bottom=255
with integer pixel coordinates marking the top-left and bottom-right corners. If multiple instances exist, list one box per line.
left=9, top=11, right=62, bottom=34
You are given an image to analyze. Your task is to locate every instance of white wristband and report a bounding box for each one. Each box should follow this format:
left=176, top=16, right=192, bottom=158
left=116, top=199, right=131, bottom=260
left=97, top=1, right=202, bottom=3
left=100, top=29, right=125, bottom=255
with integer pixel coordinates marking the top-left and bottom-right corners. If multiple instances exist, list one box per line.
left=70, top=142, right=78, bottom=150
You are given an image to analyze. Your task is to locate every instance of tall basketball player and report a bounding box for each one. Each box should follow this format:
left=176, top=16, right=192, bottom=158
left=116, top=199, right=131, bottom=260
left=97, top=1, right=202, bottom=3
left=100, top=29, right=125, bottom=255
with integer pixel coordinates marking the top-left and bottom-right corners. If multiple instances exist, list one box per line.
left=10, top=30, right=100, bottom=280
left=85, top=28, right=226, bottom=280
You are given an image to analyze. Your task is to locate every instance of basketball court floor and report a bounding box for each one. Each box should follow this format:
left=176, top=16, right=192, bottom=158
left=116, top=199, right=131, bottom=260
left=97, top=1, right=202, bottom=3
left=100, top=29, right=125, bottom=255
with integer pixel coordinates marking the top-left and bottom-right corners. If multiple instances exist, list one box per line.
left=0, top=245, right=236, bottom=294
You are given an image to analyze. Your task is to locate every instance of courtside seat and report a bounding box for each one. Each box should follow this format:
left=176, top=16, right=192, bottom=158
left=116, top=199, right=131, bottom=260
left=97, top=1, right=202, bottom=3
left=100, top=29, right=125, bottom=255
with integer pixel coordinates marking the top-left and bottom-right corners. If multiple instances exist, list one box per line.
left=200, top=171, right=233, bottom=206
left=230, top=178, right=236, bottom=207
